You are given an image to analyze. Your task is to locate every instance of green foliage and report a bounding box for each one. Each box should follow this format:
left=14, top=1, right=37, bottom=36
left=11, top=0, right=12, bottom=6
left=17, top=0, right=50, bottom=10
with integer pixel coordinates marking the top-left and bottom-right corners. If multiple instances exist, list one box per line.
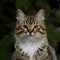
left=46, top=24, right=60, bottom=48
left=55, top=9, right=60, bottom=19
left=0, top=34, right=15, bottom=60
left=16, top=0, right=30, bottom=8
left=45, top=3, right=51, bottom=19
left=16, top=0, right=35, bottom=15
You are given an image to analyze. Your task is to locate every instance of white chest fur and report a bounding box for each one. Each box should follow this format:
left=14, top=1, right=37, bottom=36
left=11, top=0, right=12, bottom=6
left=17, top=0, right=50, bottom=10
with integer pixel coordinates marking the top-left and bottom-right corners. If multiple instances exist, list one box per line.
left=15, top=36, right=48, bottom=60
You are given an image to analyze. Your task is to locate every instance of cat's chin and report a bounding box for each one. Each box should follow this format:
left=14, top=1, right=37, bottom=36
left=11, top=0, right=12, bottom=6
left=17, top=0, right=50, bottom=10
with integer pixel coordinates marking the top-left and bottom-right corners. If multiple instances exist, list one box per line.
left=26, top=35, right=35, bottom=39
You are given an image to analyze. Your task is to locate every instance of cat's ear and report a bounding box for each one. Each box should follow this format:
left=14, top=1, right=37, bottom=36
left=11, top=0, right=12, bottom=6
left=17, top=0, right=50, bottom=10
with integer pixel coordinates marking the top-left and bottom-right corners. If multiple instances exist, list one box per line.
left=16, top=9, right=26, bottom=22
left=35, top=9, right=45, bottom=20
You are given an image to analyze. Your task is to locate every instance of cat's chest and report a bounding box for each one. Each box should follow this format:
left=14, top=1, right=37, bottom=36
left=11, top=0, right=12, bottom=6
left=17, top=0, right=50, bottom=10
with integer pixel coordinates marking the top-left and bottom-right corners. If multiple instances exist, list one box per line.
left=15, top=37, right=48, bottom=59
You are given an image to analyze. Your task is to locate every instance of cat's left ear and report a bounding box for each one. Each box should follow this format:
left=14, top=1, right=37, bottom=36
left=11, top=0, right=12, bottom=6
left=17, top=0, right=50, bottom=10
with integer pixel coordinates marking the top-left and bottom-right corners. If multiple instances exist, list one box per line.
left=35, top=9, right=46, bottom=20
left=16, top=9, right=26, bottom=22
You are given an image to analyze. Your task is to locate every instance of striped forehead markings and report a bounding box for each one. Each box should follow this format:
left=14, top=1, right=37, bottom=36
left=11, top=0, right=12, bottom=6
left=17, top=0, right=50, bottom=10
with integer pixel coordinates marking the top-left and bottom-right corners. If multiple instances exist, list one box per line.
left=24, top=16, right=35, bottom=24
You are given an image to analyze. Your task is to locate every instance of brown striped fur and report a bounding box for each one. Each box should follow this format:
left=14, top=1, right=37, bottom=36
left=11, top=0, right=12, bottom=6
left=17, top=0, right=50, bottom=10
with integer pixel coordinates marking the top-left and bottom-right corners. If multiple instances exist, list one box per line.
left=12, top=9, right=57, bottom=60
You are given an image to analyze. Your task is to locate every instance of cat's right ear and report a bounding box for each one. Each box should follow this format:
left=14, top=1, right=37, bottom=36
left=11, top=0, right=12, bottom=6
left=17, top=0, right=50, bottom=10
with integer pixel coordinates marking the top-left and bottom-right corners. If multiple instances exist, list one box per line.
left=34, top=9, right=46, bottom=21
left=16, top=9, right=26, bottom=22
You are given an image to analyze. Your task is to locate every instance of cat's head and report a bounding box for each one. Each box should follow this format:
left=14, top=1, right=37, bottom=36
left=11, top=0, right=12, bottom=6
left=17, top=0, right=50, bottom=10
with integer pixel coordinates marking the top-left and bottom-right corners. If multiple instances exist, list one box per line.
left=15, top=9, right=47, bottom=40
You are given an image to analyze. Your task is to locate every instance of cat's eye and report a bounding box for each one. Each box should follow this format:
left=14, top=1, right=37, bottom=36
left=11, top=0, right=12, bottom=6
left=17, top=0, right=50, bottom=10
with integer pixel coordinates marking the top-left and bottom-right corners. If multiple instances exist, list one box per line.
left=38, top=29, right=46, bottom=34
left=34, top=25, right=40, bottom=30
left=35, top=26, right=46, bottom=34
left=34, top=25, right=38, bottom=28
left=34, top=25, right=40, bottom=29
left=23, top=25, right=27, bottom=28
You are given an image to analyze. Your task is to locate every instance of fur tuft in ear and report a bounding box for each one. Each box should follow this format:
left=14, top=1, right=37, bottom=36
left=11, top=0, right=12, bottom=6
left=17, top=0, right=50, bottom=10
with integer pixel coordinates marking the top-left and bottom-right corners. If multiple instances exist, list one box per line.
left=35, top=9, right=45, bottom=20
left=16, top=9, right=26, bottom=22
left=39, top=9, right=45, bottom=16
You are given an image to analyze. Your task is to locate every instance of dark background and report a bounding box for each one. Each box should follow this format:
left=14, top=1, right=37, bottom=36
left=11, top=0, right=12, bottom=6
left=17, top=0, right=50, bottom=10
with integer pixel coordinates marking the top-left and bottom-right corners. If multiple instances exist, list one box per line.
left=0, top=0, right=60, bottom=60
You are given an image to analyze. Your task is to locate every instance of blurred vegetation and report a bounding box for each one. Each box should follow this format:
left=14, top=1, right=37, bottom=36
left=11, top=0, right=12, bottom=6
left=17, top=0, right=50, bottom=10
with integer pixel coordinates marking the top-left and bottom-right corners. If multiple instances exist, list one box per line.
left=0, top=0, right=60, bottom=60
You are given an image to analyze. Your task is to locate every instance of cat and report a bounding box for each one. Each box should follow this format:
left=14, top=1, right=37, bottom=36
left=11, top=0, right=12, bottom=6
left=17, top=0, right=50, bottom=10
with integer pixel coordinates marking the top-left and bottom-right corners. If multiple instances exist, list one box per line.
left=12, top=9, right=57, bottom=60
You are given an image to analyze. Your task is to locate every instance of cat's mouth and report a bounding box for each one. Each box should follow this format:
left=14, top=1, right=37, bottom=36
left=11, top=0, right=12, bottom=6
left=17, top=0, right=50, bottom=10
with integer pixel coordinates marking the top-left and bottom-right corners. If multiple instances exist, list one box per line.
left=27, top=35, right=34, bottom=37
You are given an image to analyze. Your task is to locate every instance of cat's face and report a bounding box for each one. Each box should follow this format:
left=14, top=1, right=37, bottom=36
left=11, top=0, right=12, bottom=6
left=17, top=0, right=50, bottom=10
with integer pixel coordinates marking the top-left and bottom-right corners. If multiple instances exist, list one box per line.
left=15, top=9, right=46, bottom=40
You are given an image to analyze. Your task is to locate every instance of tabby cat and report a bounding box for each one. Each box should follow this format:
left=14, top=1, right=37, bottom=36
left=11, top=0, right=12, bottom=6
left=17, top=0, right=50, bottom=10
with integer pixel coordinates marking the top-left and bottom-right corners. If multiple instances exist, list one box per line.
left=12, top=9, right=57, bottom=60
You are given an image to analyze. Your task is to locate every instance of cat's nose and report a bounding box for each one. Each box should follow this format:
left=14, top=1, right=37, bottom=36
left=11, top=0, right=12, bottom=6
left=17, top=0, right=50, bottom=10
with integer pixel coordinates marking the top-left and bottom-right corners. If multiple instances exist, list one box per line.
left=27, top=30, right=34, bottom=35
left=27, top=32, right=34, bottom=36
left=29, top=32, right=32, bottom=35
left=27, top=29, right=34, bottom=35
